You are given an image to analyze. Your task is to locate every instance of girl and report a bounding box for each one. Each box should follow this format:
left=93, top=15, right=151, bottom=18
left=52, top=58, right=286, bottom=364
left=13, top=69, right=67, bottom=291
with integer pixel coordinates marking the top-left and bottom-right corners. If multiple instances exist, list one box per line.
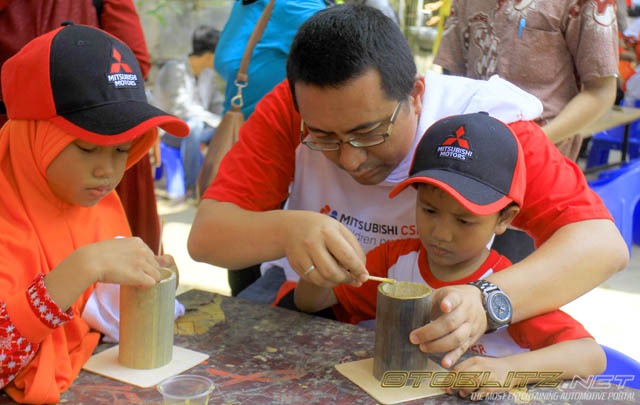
left=0, top=24, right=188, bottom=402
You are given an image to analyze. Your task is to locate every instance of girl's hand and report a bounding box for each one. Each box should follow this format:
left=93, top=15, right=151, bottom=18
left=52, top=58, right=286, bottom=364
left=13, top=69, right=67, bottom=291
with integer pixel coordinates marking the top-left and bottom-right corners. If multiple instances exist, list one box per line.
left=80, top=237, right=165, bottom=288
left=156, top=254, right=180, bottom=287
left=46, top=237, right=165, bottom=311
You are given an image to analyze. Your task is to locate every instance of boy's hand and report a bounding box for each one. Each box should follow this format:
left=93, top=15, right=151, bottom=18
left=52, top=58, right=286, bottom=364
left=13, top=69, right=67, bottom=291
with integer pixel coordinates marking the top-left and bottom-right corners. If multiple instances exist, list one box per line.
left=447, top=356, right=514, bottom=399
left=409, top=285, right=487, bottom=368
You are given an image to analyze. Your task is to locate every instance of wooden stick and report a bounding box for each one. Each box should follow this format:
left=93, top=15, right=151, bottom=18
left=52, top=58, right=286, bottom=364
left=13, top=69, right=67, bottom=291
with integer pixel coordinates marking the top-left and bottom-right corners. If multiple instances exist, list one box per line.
left=367, top=275, right=397, bottom=284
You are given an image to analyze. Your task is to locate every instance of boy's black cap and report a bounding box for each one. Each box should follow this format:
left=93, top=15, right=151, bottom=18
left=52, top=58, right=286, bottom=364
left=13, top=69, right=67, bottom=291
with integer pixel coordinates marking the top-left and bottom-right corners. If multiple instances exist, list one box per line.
left=389, top=112, right=526, bottom=215
left=1, top=23, right=188, bottom=145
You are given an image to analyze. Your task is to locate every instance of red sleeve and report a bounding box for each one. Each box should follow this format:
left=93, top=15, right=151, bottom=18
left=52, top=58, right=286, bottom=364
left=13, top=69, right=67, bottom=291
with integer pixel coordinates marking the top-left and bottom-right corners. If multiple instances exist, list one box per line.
left=203, top=81, right=298, bottom=211
left=508, top=121, right=612, bottom=246
left=0, top=274, right=72, bottom=388
left=507, top=309, right=593, bottom=351
left=99, top=0, right=151, bottom=79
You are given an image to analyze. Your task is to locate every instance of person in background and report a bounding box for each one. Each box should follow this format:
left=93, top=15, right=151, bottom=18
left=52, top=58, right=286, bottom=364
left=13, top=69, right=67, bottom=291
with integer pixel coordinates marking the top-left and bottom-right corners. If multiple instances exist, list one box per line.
left=188, top=5, right=628, bottom=370
left=295, top=112, right=605, bottom=399
left=616, top=0, right=637, bottom=104
left=0, top=0, right=164, bottom=253
left=433, top=0, right=619, bottom=263
left=214, top=0, right=327, bottom=296
left=434, top=0, right=619, bottom=162
left=0, top=24, right=188, bottom=403
left=153, top=25, right=224, bottom=200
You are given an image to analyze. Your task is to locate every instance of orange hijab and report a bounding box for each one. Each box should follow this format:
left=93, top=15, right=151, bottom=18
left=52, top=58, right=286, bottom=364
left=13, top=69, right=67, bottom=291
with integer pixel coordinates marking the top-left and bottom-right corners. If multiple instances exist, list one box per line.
left=0, top=119, right=156, bottom=403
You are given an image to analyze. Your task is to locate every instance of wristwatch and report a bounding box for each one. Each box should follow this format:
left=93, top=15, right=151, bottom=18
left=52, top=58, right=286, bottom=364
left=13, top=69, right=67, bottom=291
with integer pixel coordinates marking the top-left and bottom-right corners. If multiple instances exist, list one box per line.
left=467, top=280, right=512, bottom=333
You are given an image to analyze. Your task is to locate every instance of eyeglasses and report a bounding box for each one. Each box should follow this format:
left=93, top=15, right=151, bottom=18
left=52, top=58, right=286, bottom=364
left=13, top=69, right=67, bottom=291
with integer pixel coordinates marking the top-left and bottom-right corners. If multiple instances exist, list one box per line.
left=300, top=101, right=402, bottom=151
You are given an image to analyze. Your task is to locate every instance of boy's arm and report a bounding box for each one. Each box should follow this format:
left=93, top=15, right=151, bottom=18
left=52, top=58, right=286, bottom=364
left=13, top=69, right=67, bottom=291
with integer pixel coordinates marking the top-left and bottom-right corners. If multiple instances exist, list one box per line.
left=410, top=220, right=626, bottom=369
left=294, top=279, right=338, bottom=314
left=449, top=338, right=605, bottom=398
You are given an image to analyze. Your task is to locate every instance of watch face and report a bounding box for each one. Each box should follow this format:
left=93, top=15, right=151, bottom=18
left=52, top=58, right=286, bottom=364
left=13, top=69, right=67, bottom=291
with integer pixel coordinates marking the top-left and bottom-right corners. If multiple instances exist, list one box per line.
left=488, top=292, right=512, bottom=323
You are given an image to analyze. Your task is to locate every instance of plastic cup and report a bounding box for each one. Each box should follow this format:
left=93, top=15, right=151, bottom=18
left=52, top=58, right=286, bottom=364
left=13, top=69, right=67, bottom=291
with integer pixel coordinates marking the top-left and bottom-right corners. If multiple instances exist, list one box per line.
left=157, top=374, right=214, bottom=405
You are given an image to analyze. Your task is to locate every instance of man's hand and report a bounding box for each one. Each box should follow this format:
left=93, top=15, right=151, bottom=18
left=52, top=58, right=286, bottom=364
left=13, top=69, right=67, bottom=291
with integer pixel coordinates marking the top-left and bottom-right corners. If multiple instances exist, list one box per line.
left=284, top=211, right=368, bottom=288
left=409, top=285, right=487, bottom=368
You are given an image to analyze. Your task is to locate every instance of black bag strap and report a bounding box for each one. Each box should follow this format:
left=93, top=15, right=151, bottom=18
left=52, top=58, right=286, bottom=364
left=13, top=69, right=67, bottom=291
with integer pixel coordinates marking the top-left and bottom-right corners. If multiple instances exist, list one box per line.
left=93, top=0, right=103, bottom=25
left=92, top=0, right=103, bottom=15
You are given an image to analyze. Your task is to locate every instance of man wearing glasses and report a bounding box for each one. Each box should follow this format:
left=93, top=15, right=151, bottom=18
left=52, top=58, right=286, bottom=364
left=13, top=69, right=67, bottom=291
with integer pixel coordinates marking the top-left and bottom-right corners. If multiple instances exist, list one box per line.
left=189, top=5, right=627, bottom=369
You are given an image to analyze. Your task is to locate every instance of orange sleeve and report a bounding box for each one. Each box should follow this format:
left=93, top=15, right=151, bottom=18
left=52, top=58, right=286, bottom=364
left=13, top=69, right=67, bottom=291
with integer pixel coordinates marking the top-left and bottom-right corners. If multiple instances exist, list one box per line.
left=4, top=274, right=72, bottom=344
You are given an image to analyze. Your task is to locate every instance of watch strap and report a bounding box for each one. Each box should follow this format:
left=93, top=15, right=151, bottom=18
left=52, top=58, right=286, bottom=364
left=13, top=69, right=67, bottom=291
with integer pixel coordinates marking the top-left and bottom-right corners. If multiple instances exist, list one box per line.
left=468, top=279, right=511, bottom=333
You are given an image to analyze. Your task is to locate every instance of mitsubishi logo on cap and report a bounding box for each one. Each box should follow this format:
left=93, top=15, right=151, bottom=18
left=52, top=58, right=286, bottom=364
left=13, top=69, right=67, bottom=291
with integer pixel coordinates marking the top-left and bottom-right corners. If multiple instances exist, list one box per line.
left=110, top=48, right=132, bottom=73
left=106, top=47, right=138, bottom=88
left=436, top=124, right=474, bottom=161
left=442, top=125, right=470, bottom=148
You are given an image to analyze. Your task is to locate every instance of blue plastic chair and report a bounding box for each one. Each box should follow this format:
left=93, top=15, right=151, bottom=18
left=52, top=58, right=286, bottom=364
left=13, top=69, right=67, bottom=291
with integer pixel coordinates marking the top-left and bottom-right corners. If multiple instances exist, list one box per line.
left=586, top=125, right=640, bottom=169
left=591, top=161, right=640, bottom=246
left=588, top=159, right=640, bottom=252
left=595, top=345, right=640, bottom=390
left=159, top=141, right=186, bottom=199
left=586, top=99, right=640, bottom=169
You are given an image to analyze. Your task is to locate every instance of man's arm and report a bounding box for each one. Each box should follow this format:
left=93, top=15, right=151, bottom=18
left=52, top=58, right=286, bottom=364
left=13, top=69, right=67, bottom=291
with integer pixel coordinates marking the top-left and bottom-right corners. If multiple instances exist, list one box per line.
left=410, top=219, right=628, bottom=368
left=542, top=76, right=618, bottom=144
left=187, top=199, right=369, bottom=284
left=490, top=219, right=627, bottom=322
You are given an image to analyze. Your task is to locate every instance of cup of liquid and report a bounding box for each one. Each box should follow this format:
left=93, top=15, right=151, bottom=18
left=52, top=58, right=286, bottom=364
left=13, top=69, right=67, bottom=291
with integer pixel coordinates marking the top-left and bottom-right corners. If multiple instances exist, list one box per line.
left=157, top=374, right=215, bottom=405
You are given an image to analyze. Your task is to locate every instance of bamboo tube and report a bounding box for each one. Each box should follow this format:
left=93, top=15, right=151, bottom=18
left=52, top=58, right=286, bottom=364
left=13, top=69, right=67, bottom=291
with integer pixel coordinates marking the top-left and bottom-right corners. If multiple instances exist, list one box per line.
left=118, top=268, right=176, bottom=369
left=373, top=281, right=432, bottom=380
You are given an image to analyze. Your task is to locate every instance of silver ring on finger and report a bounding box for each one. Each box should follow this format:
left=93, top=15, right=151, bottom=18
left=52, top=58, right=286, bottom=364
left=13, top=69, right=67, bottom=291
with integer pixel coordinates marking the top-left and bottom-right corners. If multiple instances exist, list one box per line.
left=304, top=264, right=316, bottom=277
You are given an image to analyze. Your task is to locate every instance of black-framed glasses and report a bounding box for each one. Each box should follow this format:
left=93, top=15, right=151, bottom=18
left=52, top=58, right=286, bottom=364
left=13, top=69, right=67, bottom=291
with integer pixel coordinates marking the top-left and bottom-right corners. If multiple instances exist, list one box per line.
left=300, top=101, right=402, bottom=151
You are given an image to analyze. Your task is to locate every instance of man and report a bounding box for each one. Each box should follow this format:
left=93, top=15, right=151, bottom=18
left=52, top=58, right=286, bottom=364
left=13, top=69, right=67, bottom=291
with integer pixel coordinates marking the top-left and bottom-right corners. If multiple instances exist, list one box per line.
left=433, top=0, right=620, bottom=263
left=434, top=0, right=619, bottom=161
left=188, top=5, right=628, bottom=369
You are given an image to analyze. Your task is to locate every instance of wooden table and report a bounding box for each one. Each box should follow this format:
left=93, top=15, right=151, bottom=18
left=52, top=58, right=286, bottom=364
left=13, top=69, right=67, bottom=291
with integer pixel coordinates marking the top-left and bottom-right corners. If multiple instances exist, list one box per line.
left=1, top=290, right=638, bottom=404
left=581, top=105, right=640, bottom=173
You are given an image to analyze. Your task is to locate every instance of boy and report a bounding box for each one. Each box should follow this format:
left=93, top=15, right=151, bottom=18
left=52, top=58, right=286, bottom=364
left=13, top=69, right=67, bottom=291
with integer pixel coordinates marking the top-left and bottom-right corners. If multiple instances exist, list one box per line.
left=0, top=23, right=188, bottom=403
left=295, top=112, right=605, bottom=398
